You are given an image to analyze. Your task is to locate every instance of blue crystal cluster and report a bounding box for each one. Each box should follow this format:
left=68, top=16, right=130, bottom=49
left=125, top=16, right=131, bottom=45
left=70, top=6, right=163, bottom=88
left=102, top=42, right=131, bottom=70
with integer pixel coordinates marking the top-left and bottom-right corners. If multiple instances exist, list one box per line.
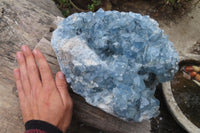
left=51, top=9, right=179, bottom=122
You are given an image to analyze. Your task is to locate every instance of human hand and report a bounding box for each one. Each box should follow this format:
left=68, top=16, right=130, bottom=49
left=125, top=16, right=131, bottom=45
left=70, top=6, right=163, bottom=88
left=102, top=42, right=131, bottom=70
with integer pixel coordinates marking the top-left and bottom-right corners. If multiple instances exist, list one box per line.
left=13, top=45, right=73, bottom=132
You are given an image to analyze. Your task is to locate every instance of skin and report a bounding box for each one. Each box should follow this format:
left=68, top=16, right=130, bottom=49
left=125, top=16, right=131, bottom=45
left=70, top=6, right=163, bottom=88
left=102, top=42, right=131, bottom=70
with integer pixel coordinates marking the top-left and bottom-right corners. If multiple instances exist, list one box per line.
left=13, top=45, right=73, bottom=133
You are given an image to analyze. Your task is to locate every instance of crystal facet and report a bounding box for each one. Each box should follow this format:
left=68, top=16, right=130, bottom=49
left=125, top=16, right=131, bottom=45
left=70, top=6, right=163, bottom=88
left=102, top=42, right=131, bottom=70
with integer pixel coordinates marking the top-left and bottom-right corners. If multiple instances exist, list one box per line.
left=51, top=9, right=179, bottom=122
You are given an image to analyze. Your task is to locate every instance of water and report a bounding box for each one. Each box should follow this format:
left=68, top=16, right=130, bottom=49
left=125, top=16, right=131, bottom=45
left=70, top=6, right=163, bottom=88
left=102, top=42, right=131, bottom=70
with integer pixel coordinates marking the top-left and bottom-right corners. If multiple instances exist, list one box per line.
left=171, top=68, right=200, bottom=128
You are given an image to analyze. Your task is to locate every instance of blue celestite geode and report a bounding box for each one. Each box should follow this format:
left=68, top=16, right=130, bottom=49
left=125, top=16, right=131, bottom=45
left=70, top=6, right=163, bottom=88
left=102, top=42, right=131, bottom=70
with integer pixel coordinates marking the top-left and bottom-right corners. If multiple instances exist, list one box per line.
left=51, top=9, right=179, bottom=122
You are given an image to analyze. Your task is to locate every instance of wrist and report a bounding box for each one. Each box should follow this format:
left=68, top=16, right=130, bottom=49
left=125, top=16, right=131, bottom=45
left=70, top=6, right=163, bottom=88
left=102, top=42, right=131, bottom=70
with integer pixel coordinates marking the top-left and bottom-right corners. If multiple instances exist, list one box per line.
left=25, top=120, right=63, bottom=133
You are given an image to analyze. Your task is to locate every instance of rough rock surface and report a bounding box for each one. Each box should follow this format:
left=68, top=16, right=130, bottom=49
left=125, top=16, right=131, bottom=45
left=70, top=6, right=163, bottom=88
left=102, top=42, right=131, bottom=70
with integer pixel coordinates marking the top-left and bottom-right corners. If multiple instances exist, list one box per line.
left=0, top=0, right=62, bottom=132
left=51, top=9, right=179, bottom=122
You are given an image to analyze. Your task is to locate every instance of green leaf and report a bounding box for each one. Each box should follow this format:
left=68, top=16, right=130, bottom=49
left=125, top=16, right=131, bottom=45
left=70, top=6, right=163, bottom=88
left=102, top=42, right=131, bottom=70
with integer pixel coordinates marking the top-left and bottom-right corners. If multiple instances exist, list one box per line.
left=88, top=5, right=94, bottom=11
left=170, top=0, right=175, bottom=4
left=92, top=0, right=101, bottom=6
left=62, top=9, right=70, bottom=17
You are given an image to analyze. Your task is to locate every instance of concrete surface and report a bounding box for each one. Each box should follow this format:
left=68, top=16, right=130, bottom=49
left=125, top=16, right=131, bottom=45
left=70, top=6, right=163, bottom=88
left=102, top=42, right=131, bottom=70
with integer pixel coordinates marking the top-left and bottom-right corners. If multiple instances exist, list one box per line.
left=159, top=0, right=200, bottom=58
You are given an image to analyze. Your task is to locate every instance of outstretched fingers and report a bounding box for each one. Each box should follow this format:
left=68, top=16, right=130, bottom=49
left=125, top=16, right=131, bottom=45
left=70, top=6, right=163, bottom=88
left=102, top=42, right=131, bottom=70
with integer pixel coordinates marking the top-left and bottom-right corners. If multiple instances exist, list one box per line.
left=14, top=46, right=73, bottom=130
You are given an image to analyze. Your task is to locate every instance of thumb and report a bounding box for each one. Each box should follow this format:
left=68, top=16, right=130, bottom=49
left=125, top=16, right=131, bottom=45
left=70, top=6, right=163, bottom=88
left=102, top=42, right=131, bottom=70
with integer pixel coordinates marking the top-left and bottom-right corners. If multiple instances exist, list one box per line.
left=55, top=71, right=70, bottom=105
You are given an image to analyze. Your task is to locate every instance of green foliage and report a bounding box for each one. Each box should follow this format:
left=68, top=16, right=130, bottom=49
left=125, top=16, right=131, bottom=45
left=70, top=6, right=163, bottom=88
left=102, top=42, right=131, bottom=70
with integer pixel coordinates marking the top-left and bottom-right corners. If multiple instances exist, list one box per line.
left=60, top=0, right=67, bottom=3
left=58, top=0, right=70, bottom=5
left=62, top=9, right=70, bottom=16
left=53, top=0, right=101, bottom=16
left=164, top=0, right=183, bottom=6
left=88, top=0, right=101, bottom=11
left=53, top=0, right=71, bottom=16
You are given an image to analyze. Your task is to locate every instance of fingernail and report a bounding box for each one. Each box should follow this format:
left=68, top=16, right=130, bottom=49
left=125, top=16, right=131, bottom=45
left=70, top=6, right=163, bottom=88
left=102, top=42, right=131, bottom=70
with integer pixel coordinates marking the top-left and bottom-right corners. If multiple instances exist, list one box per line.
left=21, top=45, right=26, bottom=52
left=13, top=68, right=19, bottom=77
left=17, top=52, right=22, bottom=59
left=58, top=72, right=65, bottom=79
left=33, top=49, right=37, bottom=54
left=13, top=68, right=18, bottom=74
